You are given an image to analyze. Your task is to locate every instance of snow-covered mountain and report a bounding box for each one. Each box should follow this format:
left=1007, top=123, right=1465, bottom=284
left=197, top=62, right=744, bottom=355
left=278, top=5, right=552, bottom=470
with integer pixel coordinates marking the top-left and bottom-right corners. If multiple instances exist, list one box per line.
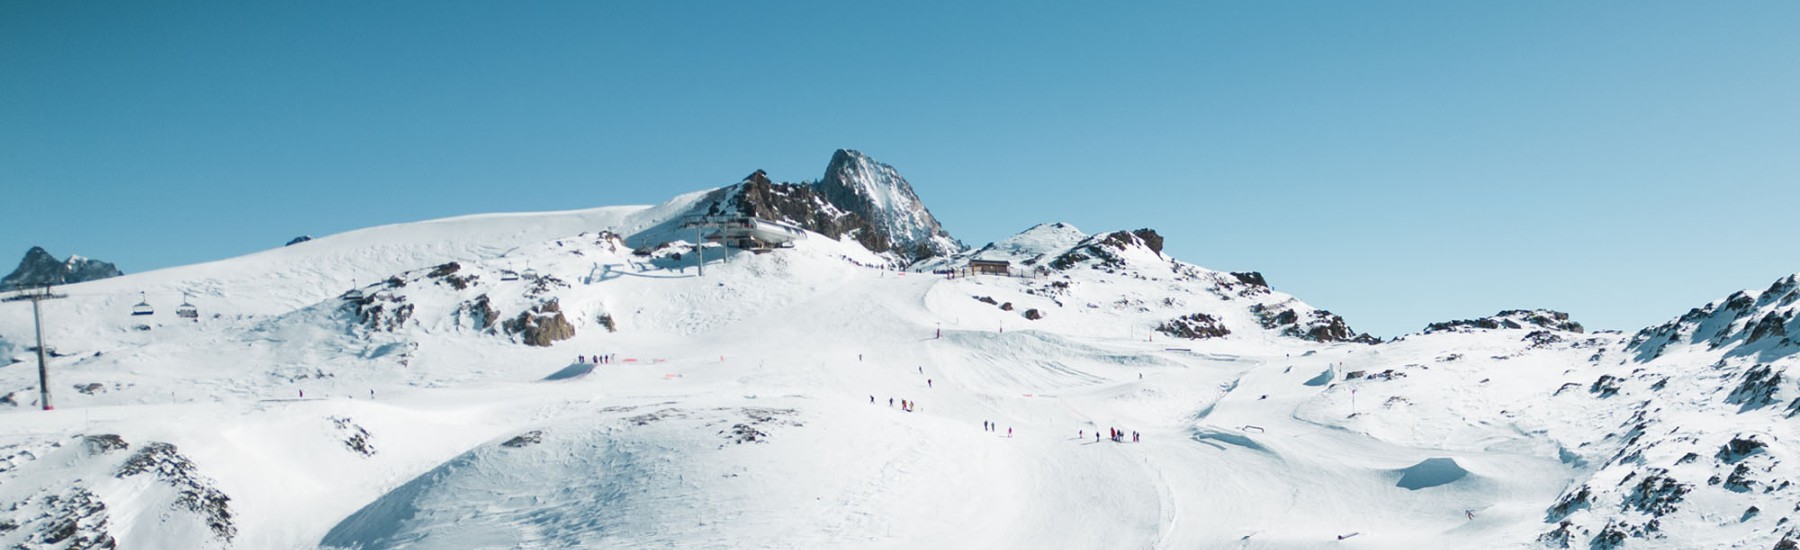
left=676, top=149, right=960, bottom=264
left=1, top=247, right=123, bottom=290
left=0, top=151, right=1795, bottom=549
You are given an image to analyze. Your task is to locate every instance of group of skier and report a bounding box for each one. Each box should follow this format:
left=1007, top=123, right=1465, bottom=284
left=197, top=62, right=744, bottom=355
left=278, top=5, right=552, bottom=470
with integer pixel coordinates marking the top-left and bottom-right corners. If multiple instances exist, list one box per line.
left=981, top=420, right=1011, bottom=437
left=1083, top=427, right=1140, bottom=443
left=872, top=395, right=921, bottom=412
left=576, top=354, right=618, bottom=364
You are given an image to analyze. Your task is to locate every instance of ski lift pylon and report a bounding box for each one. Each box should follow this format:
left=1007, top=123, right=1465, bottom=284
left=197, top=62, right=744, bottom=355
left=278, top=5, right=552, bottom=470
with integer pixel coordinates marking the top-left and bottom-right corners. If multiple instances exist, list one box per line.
left=521, top=261, right=539, bottom=280
left=130, top=291, right=154, bottom=316
left=342, top=280, right=365, bottom=301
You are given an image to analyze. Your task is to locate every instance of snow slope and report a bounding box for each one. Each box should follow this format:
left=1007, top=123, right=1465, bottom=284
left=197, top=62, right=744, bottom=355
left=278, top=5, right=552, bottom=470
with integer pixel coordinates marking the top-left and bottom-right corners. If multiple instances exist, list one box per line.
left=0, top=187, right=1795, bottom=549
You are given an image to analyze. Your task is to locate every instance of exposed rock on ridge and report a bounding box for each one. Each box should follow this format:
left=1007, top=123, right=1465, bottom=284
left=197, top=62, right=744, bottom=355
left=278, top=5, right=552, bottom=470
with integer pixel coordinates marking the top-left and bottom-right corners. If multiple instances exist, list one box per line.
left=1424, top=309, right=1585, bottom=334
left=2, top=246, right=123, bottom=290
left=696, top=150, right=961, bottom=262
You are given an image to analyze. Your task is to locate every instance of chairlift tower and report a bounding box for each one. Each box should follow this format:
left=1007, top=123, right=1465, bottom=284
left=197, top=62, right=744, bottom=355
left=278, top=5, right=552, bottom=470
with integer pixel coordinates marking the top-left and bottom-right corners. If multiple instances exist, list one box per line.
left=679, top=217, right=721, bottom=277
left=4, top=285, right=67, bottom=411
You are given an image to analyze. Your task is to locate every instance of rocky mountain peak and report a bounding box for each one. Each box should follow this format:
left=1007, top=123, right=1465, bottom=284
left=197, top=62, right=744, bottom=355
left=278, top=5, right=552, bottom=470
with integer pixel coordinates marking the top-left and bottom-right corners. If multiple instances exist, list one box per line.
left=817, top=149, right=959, bottom=260
left=742, top=169, right=774, bottom=187
left=688, top=150, right=962, bottom=263
left=1627, top=272, right=1800, bottom=362
left=1, top=246, right=124, bottom=290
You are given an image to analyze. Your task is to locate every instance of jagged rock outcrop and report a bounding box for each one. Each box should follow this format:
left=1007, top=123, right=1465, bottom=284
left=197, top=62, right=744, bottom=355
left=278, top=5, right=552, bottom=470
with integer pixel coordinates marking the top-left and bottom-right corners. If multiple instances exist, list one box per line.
left=345, top=284, right=413, bottom=333
left=1050, top=229, right=1167, bottom=272
left=1157, top=313, right=1231, bottom=339
left=817, top=149, right=960, bottom=260
left=504, top=300, right=575, bottom=347
left=695, top=150, right=961, bottom=262
left=115, top=442, right=236, bottom=543
left=707, top=170, right=880, bottom=252
left=1252, top=302, right=1380, bottom=344
left=1535, top=276, right=1800, bottom=549
left=1423, top=309, right=1585, bottom=334
left=1, top=247, right=123, bottom=290
left=1627, top=275, right=1799, bottom=361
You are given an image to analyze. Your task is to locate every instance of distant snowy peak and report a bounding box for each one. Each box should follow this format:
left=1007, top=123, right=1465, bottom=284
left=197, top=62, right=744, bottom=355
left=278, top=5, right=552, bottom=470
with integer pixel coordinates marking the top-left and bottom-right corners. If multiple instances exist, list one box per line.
left=1628, top=273, right=1799, bottom=362
left=1422, top=309, right=1586, bottom=335
left=969, top=222, right=1090, bottom=264
left=691, top=150, right=961, bottom=262
left=817, top=149, right=960, bottom=260
left=952, top=223, right=1376, bottom=345
left=0, top=246, right=123, bottom=290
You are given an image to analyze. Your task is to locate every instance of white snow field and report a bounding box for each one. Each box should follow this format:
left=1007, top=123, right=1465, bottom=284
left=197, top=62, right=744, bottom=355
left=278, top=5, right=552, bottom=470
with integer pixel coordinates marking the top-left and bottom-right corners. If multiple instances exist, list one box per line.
left=1, top=190, right=1796, bottom=549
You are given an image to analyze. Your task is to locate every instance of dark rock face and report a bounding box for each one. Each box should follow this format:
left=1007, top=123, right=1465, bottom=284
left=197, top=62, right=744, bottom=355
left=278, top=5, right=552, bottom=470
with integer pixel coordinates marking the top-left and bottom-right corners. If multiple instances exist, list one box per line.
left=28, top=486, right=116, bottom=549
left=1231, top=272, right=1269, bottom=289
left=501, top=430, right=544, bottom=448
left=346, top=286, right=413, bottom=333
left=1050, top=229, right=1167, bottom=272
left=1, top=247, right=123, bottom=290
left=115, top=442, right=235, bottom=543
left=708, top=171, right=886, bottom=254
left=1157, top=313, right=1231, bottom=339
left=1129, top=229, right=1163, bottom=256
left=331, top=416, right=377, bottom=457
left=1627, top=274, right=1800, bottom=361
left=1252, top=303, right=1380, bottom=344
left=1424, top=309, right=1584, bottom=334
left=504, top=300, right=575, bottom=347
left=817, top=149, right=959, bottom=260
left=695, top=150, right=961, bottom=262
left=285, top=235, right=313, bottom=246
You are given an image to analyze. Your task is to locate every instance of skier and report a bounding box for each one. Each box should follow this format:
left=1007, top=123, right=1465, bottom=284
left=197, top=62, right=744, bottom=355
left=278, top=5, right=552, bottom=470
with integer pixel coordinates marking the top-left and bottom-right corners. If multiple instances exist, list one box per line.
left=889, top=397, right=894, bottom=407
left=870, top=395, right=875, bottom=404
left=1007, top=427, right=1013, bottom=438
left=927, top=379, right=933, bottom=388
left=1079, top=429, right=1084, bottom=439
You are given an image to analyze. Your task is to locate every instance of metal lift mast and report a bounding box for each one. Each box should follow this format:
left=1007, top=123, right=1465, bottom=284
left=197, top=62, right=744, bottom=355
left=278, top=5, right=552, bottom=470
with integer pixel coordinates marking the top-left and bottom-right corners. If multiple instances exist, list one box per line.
left=4, top=285, right=67, bottom=411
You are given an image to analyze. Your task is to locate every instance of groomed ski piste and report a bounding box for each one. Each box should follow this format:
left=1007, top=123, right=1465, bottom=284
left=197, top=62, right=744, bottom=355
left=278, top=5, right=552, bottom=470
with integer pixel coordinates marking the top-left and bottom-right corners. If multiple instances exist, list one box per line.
left=1, top=188, right=1797, bottom=549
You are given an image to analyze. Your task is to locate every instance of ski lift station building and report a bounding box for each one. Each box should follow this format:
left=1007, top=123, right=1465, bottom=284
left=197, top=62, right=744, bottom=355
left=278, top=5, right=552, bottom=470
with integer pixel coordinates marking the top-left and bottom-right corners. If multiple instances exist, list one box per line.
left=695, top=216, right=808, bottom=251
left=969, top=259, right=1011, bottom=275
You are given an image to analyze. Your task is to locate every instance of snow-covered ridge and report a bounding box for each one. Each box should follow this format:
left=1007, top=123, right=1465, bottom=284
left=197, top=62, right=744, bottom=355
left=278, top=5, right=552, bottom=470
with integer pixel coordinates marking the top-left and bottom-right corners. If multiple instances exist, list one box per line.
left=3, top=153, right=1800, bottom=548
left=1423, top=309, right=1587, bottom=335
left=1628, top=274, right=1799, bottom=362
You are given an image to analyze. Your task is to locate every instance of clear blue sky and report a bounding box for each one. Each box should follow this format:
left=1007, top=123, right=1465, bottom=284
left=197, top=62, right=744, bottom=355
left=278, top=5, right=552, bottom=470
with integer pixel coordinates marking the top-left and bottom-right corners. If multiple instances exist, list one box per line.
left=4, top=2, right=1798, bottom=337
